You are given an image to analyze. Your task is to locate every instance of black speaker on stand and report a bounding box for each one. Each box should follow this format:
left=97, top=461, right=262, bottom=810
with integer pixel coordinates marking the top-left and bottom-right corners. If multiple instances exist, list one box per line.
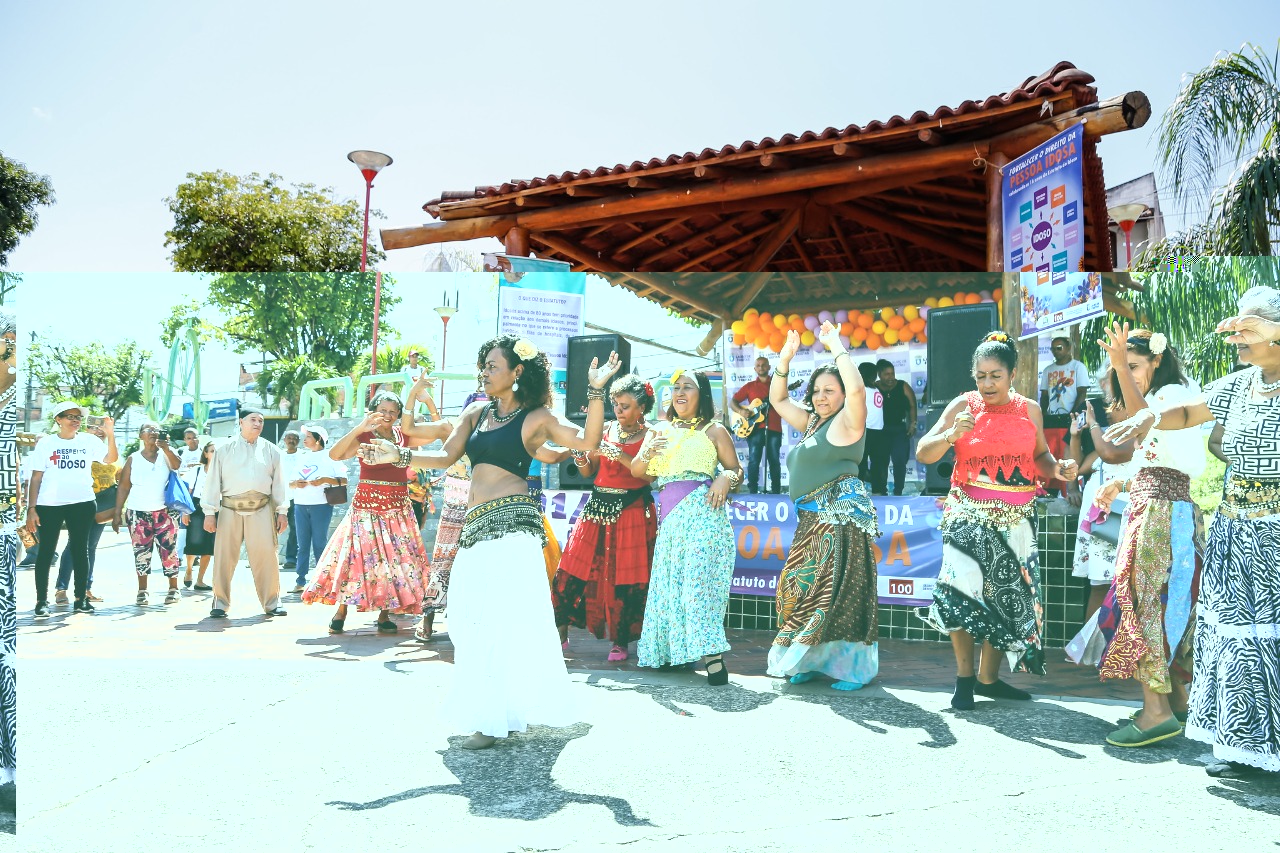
left=557, top=459, right=595, bottom=489
left=920, top=406, right=954, bottom=495
left=566, top=334, right=632, bottom=423
left=925, top=303, right=1001, bottom=406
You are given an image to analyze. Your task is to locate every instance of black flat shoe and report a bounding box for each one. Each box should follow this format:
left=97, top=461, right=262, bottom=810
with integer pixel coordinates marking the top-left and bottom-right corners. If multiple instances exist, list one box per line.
left=377, top=619, right=398, bottom=634
left=34, top=602, right=49, bottom=618
left=74, top=599, right=95, bottom=614
left=264, top=608, right=287, bottom=617
left=705, top=656, right=729, bottom=686
left=183, top=579, right=193, bottom=589
left=209, top=608, right=227, bottom=618
left=329, top=618, right=345, bottom=635
left=193, top=583, right=213, bottom=591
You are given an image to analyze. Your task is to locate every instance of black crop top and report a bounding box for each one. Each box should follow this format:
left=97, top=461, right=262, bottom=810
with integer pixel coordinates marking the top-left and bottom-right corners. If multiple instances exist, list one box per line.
left=468, top=406, right=534, bottom=479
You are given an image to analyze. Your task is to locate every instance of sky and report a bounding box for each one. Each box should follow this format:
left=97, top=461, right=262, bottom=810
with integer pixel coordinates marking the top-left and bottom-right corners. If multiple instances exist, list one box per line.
left=5, top=1, right=1276, bottom=411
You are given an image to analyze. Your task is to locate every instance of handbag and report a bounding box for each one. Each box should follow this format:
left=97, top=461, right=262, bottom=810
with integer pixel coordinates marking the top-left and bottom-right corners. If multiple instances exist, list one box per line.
left=164, top=470, right=196, bottom=515
left=1066, top=608, right=1107, bottom=666
left=1083, top=496, right=1128, bottom=546
left=324, top=484, right=348, bottom=505
left=95, top=485, right=118, bottom=514
left=184, top=508, right=213, bottom=552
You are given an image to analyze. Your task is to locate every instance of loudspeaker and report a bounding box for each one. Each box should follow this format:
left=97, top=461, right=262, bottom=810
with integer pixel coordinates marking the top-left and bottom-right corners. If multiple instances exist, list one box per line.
left=920, top=405, right=955, bottom=495
left=557, top=459, right=595, bottom=489
left=925, top=303, right=1000, bottom=406
left=566, top=334, right=632, bottom=423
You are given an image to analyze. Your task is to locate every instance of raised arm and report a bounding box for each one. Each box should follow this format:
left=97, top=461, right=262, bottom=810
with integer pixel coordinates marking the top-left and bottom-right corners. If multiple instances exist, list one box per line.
left=535, top=352, right=622, bottom=451
left=329, top=410, right=384, bottom=462
left=770, top=330, right=816, bottom=432
left=401, top=419, right=453, bottom=448
left=818, top=321, right=866, bottom=445
left=1097, top=322, right=1148, bottom=414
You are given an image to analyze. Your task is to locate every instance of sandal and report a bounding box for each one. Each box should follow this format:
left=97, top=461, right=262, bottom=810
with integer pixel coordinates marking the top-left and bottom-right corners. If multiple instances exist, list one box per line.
left=86, top=591, right=103, bottom=602
left=164, top=589, right=180, bottom=605
left=607, top=646, right=628, bottom=662
left=414, top=625, right=435, bottom=643
left=136, top=591, right=149, bottom=606
left=328, top=617, right=345, bottom=635
left=377, top=619, right=398, bottom=634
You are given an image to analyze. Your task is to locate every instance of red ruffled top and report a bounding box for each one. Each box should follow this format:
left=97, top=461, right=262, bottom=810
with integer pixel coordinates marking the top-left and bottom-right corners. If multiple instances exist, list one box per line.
left=595, top=436, right=650, bottom=489
left=951, top=391, right=1037, bottom=486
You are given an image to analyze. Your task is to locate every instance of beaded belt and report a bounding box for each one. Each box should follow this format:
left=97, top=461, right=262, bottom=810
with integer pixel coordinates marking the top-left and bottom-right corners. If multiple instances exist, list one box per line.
left=353, top=479, right=409, bottom=512
left=580, top=485, right=652, bottom=525
left=942, top=485, right=1035, bottom=530
left=459, top=494, right=547, bottom=550
left=1218, top=475, right=1280, bottom=520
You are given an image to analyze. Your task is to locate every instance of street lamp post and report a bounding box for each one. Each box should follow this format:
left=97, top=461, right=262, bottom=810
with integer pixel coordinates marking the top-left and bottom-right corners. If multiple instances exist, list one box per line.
left=1107, top=202, right=1149, bottom=270
left=433, top=291, right=459, bottom=415
left=348, top=149, right=393, bottom=373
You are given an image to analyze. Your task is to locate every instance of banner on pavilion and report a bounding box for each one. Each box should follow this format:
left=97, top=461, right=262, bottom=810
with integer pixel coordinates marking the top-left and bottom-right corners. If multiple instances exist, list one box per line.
left=539, top=490, right=945, bottom=606
left=498, top=271, right=586, bottom=384
left=1001, top=124, right=1101, bottom=338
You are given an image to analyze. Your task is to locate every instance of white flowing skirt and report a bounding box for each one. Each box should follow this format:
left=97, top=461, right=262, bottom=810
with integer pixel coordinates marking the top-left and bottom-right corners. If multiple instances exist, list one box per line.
left=445, top=531, right=579, bottom=738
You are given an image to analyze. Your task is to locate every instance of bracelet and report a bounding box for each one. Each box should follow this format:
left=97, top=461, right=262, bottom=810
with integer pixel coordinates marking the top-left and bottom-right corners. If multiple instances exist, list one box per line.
left=599, top=443, right=622, bottom=462
left=723, top=468, right=743, bottom=487
left=944, top=429, right=956, bottom=445
left=571, top=449, right=590, bottom=467
left=834, top=351, right=850, bottom=361
left=393, top=448, right=413, bottom=468
left=586, top=387, right=606, bottom=402
left=772, top=368, right=788, bottom=379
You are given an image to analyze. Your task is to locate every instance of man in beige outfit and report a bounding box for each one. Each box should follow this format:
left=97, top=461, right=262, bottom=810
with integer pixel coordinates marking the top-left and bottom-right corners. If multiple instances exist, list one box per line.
left=201, top=408, right=290, bottom=618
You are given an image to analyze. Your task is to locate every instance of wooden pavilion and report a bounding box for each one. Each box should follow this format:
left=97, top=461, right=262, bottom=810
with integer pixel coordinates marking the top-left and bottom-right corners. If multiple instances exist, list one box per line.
left=383, top=62, right=1149, bottom=387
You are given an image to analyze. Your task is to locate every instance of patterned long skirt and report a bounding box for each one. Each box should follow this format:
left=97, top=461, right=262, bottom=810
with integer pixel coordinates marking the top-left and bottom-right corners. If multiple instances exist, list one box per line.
left=302, top=499, right=433, bottom=614
left=1097, top=468, right=1204, bottom=691
left=926, top=514, right=1046, bottom=675
left=424, top=494, right=466, bottom=614
left=1186, top=502, right=1280, bottom=771
left=552, top=499, right=656, bottom=646
left=637, top=481, right=736, bottom=667
left=0, top=505, right=15, bottom=785
left=767, top=510, right=879, bottom=684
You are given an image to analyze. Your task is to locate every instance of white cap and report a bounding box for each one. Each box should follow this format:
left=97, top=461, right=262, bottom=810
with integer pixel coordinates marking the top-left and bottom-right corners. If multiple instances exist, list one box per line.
left=302, top=424, right=329, bottom=445
left=48, top=401, right=85, bottom=420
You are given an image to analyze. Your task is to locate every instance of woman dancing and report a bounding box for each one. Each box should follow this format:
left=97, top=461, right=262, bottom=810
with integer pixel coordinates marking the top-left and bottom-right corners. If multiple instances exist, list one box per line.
left=767, top=322, right=880, bottom=689
left=1091, top=323, right=1205, bottom=748
left=1105, top=296, right=1280, bottom=770
left=918, top=332, right=1075, bottom=710
left=553, top=374, right=657, bottom=663
left=362, top=335, right=620, bottom=749
left=632, top=369, right=742, bottom=685
left=302, top=391, right=449, bottom=634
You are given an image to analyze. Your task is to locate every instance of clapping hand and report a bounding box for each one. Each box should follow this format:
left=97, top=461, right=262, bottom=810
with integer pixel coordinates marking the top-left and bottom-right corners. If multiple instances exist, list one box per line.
left=817, top=320, right=843, bottom=353
left=947, top=411, right=976, bottom=443
left=587, top=351, right=622, bottom=389
left=1097, top=320, right=1130, bottom=366
left=1216, top=314, right=1280, bottom=346
left=358, top=438, right=400, bottom=465
left=779, top=330, right=801, bottom=364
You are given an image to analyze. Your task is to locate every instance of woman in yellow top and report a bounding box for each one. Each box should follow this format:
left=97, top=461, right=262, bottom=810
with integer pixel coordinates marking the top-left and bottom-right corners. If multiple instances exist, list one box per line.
left=632, top=369, right=743, bottom=685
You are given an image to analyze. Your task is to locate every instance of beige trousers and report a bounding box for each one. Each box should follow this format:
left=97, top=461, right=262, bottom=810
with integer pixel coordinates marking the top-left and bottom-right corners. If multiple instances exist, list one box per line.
left=212, top=505, right=282, bottom=613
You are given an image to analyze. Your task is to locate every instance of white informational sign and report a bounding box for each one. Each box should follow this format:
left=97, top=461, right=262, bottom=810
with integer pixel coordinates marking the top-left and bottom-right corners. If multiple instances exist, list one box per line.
left=497, top=272, right=587, bottom=383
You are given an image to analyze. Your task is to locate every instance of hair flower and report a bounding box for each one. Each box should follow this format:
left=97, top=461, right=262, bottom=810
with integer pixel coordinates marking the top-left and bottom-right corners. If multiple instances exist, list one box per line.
left=670, top=369, right=684, bottom=384
left=512, top=339, right=538, bottom=361
left=1148, top=332, right=1167, bottom=355
left=643, top=381, right=654, bottom=398
left=984, top=331, right=1010, bottom=343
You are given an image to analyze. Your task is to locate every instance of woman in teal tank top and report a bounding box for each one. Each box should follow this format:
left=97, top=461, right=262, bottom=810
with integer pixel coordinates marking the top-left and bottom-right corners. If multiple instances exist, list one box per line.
left=767, top=321, right=881, bottom=689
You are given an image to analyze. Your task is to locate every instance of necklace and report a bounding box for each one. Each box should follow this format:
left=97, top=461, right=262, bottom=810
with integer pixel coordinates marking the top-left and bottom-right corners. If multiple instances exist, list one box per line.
left=670, top=416, right=701, bottom=428
left=616, top=422, right=647, bottom=443
left=488, top=400, right=522, bottom=424
left=1255, top=367, right=1280, bottom=395
left=0, top=385, right=14, bottom=406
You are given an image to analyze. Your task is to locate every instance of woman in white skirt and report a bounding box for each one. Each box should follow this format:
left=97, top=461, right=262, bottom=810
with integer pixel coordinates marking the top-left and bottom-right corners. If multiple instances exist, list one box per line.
left=363, top=335, right=620, bottom=750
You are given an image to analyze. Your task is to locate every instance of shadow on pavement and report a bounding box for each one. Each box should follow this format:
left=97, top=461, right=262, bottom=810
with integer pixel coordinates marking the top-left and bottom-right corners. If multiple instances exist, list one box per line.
left=326, top=724, right=652, bottom=826
left=1206, top=773, right=1280, bottom=817
left=786, top=686, right=958, bottom=749
left=585, top=672, right=778, bottom=717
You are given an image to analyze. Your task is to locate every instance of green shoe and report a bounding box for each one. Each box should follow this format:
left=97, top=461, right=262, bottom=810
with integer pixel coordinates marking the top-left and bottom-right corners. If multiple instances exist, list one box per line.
left=1106, top=715, right=1183, bottom=747
left=1122, top=709, right=1187, bottom=726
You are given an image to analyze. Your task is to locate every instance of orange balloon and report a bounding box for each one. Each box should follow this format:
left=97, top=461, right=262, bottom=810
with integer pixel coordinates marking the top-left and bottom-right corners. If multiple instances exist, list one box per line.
left=857, top=312, right=875, bottom=330
left=840, top=321, right=854, bottom=337
left=851, top=326, right=868, bottom=344
left=966, top=293, right=983, bottom=305
left=954, top=292, right=968, bottom=304
left=887, top=315, right=905, bottom=330
left=758, top=312, right=773, bottom=329
left=865, top=333, right=882, bottom=350
left=790, top=316, right=806, bottom=331
left=908, top=317, right=926, bottom=333
left=769, top=330, right=786, bottom=351
left=898, top=328, right=915, bottom=343
left=991, top=288, right=1002, bottom=302
left=916, top=332, right=927, bottom=343
left=733, top=332, right=746, bottom=346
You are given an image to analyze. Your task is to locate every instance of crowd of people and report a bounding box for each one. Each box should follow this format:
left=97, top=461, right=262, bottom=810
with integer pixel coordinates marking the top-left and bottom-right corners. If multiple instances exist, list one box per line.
left=16, top=288, right=1280, bottom=775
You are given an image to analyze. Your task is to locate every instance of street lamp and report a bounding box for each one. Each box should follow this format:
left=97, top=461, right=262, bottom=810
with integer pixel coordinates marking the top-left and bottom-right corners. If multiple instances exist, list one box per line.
left=348, top=149, right=392, bottom=373
left=433, top=289, right=459, bottom=415
left=1107, top=202, right=1149, bottom=270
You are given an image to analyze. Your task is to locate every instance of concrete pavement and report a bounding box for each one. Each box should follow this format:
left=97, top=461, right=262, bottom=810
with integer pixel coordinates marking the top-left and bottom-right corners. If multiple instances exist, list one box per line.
left=9, top=527, right=1278, bottom=852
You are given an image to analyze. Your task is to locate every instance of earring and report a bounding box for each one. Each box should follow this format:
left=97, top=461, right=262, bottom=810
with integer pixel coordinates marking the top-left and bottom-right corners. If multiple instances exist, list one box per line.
left=513, top=381, right=520, bottom=392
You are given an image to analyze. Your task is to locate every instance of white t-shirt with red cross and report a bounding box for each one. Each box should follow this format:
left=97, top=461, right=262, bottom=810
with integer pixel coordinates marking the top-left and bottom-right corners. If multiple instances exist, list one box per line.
left=30, top=432, right=108, bottom=506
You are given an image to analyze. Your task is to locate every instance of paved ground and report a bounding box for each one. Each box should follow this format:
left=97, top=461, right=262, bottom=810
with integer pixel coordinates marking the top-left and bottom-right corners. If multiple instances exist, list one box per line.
left=9, top=528, right=1279, bottom=851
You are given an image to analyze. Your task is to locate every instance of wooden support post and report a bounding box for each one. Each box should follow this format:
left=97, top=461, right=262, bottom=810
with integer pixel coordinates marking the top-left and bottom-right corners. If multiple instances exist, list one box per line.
left=504, top=226, right=530, bottom=258
left=695, top=318, right=725, bottom=356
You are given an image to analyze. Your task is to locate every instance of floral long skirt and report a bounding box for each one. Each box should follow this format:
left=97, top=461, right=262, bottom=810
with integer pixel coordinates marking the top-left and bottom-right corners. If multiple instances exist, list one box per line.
left=302, top=500, right=432, bottom=614
left=637, top=481, right=735, bottom=667
left=1186, top=507, right=1280, bottom=771
left=767, top=510, right=879, bottom=685
left=1097, top=468, right=1203, bottom=692
left=424, top=495, right=466, bottom=614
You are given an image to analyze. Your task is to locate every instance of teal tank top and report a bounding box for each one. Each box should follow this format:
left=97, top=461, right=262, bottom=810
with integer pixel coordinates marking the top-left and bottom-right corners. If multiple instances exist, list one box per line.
left=786, top=416, right=864, bottom=499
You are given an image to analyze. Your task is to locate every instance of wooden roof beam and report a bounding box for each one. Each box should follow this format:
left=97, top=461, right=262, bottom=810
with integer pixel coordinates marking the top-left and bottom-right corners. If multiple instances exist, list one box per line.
left=622, top=272, right=729, bottom=318
left=737, top=207, right=803, bottom=274
left=381, top=215, right=513, bottom=250
left=834, top=202, right=985, bottom=269
left=672, top=218, right=783, bottom=272
left=992, top=91, right=1151, bottom=154
left=640, top=212, right=755, bottom=267
left=615, top=218, right=687, bottom=254
left=828, top=215, right=862, bottom=272
left=790, top=234, right=816, bottom=272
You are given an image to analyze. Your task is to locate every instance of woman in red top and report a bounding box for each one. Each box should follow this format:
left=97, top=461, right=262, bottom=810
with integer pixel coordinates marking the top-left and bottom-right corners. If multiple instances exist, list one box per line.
left=917, top=333, right=1076, bottom=710
left=552, top=374, right=657, bottom=662
left=302, top=391, right=451, bottom=634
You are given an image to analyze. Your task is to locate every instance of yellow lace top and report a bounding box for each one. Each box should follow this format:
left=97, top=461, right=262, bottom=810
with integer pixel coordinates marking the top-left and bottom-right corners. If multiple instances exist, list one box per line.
left=645, top=423, right=719, bottom=480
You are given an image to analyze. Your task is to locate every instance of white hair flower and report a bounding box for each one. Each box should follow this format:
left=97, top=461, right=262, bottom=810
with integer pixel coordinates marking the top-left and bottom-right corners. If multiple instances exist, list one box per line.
left=1147, top=332, right=1167, bottom=355
left=512, top=339, right=538, bottom=361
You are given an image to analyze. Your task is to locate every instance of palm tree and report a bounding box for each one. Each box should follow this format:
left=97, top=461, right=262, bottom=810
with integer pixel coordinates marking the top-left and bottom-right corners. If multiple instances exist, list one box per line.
left=1156, top=41, right=1280, bottom=256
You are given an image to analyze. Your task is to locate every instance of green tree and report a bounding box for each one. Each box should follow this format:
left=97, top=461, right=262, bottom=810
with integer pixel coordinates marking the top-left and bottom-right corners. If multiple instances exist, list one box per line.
left=1155, top=41, right=1280, bottom=256
left=159, top=298, right=226, bottom=348
left=0, top=152, right=55, bottom=268
left=30, top=340, right=151, bottom=419
left=258, top=354, right=341, bottom=417
left=164, top=170, right=382, bottom=272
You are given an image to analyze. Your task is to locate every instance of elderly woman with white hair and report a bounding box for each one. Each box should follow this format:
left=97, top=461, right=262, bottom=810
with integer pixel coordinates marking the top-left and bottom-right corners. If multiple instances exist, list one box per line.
left=1106, top=285, right=1280, bottom=777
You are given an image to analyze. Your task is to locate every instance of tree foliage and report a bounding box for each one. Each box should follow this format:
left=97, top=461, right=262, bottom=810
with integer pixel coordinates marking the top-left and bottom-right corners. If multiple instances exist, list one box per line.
left=159, top=298, right=227, bottom=348
left=258, top=354, right=340, bottom=417
left=30, top=340, right=151, bottom=419
left=1154, top=41, right=1280, bottom=257
left=164, top=170, right=383, bottom=272
left=0, top=152, right=55, bottom=269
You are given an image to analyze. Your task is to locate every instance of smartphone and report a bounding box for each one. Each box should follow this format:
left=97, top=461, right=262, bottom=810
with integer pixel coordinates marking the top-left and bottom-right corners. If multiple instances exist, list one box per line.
left=84, top=415, right=104, bottom=428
